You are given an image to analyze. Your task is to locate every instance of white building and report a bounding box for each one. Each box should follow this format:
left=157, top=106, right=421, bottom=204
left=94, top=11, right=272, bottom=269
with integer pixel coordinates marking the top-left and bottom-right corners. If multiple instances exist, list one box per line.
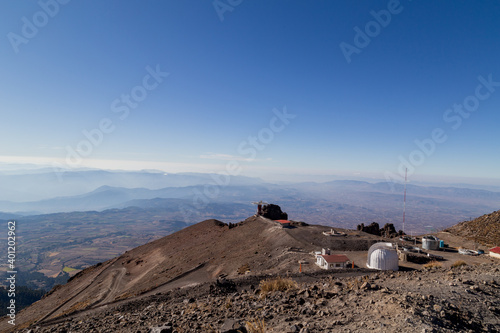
left=490, top=247, right=500, bottom=259
left=316, top=249, right=350, bottom=270
left=367, top=242, right=399, bottom=271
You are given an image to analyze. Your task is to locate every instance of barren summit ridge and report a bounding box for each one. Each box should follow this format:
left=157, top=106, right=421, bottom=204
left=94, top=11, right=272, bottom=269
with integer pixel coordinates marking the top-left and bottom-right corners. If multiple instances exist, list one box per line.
left=2, top=216, right=365, bottom=330
left=445, top=209, right=500, bottom=246
left=2, top=214, right=500, bottom=332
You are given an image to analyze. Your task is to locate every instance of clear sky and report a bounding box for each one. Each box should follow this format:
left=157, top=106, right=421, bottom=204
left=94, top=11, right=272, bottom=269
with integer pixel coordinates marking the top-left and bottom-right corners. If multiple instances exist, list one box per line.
left=1, top=1, right=499, bottom=183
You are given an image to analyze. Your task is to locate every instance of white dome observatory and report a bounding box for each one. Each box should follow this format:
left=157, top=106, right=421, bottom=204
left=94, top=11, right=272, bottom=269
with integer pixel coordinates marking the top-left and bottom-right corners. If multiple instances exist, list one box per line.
left=367, top=242, right=399, bottom=271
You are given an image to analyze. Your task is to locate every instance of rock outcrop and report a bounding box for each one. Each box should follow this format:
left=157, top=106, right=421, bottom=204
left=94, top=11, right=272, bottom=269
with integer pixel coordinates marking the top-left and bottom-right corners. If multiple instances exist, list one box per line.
left=357, top=222, right=401, bottom=238
left=260, top=204, right=288, bottom=220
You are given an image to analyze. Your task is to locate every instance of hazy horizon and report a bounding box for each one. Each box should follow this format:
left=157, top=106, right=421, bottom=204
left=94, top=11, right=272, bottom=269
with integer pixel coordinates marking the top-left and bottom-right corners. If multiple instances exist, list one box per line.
left=2, top=1, right=500, bottom=185
left=1, top=161, right=500, bottom=190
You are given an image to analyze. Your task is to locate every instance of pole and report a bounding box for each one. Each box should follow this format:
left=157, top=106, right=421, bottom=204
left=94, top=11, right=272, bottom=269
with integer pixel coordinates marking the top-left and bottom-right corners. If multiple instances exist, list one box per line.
left=403, top=168, right=407, bottom=234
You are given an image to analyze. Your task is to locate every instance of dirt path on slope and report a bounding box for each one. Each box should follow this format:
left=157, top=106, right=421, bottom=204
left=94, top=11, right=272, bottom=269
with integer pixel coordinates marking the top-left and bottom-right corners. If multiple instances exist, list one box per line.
left=37, top=263, right=209, bottom=328
left=97, top=267, right=127, bottom=306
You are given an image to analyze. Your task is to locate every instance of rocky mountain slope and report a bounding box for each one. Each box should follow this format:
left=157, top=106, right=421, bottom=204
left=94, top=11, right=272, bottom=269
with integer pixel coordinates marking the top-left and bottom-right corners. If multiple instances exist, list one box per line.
left=1, top=216, right=381, bottom=331
left=2, top=214, right=499, bottom=332
left=445, top=209, right=500, bottom=246
left=12, top=264, right=500, bottom=332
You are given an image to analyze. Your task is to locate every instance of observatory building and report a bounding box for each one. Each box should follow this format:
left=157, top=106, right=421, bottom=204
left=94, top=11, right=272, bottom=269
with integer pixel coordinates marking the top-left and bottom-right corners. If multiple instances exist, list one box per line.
left=367, top=242, right=399, bottom=271
left=422, top=235, right=440, bottom=250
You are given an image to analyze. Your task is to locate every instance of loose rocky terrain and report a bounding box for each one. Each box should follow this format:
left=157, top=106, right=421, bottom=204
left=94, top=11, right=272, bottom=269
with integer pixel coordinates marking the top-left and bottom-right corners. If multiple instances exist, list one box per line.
left=15, top=263, right=500, bottom=332
left=445, top=210, right=500, bottom=247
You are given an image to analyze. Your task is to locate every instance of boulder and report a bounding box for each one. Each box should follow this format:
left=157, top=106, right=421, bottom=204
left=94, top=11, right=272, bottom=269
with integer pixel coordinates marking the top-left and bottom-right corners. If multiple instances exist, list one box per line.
left=221, top=319, right=247, bottom=333
left=150, top=325, right=173, bottom=333
left=261, top=204, right=288, bottom=220
left=357, top=222, right=380, bottom=235
left=357, top=222, right=401, bottom=237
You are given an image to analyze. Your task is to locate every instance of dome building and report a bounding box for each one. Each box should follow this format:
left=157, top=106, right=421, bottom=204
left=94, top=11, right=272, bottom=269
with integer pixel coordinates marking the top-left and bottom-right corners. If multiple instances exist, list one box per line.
left=367, top=242, right=399, bottom=271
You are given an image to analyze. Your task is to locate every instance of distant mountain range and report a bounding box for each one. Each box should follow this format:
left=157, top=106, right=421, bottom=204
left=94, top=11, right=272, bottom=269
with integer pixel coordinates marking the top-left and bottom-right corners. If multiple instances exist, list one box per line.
left=0, top=180, right=497, bottom=223
left=0, top=167, right=498, bottom=235
left=0, top=167, right=498, bottom=310
left=0, top=168, right=265, bottom=202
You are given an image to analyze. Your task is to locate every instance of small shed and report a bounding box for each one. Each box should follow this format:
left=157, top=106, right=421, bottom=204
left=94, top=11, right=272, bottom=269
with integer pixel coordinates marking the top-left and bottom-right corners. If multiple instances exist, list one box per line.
left=276, top=220, right=291, bottom=228
left=489, top=247, right=500, bottom=259
left=316, top=254, right=350, bottom=270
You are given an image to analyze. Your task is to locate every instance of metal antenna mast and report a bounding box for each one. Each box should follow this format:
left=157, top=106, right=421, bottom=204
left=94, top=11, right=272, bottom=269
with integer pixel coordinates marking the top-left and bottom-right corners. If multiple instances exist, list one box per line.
left=252, top=200, right=268, bottom=215
left=403, top=168, right=407, bottom=234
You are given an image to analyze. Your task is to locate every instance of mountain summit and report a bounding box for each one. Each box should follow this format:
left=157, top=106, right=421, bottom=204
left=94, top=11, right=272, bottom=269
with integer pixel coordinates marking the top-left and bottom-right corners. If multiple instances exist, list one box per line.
left=4, top=215, right=377, bottom=330
left=3, top=214, right=499, bottom=332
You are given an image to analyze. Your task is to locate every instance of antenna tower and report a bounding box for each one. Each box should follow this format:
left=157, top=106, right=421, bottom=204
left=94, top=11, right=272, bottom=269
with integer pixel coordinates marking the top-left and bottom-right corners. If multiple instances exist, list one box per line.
left=402, top=168, right=407, bottom=234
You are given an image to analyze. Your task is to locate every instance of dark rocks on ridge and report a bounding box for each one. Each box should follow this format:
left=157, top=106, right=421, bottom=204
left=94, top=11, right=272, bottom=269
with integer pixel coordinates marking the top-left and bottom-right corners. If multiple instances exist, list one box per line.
left=261, top=204, right=288, bottom=220
left=357, top=222, right=401, bottom=238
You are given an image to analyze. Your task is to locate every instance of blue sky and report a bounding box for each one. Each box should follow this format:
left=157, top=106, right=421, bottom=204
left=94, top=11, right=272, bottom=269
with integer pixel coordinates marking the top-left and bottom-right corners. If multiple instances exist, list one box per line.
left=1, top=0, right=499, bottom=183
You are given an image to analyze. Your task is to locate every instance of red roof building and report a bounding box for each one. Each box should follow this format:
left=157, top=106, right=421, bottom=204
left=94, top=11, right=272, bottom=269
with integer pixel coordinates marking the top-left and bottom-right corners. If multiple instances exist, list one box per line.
left=490, top=247, right=500, bottom=254
left=490, top=247, right=500, bottom=259
left=316, top=254, right=350, bottom=270
left=276, top=220, right=291, bottom=228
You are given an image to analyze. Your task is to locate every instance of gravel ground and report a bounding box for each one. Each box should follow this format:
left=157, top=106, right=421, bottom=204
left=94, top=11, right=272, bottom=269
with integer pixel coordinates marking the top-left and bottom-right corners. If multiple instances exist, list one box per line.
left=17, top=262, right=500, bottom=333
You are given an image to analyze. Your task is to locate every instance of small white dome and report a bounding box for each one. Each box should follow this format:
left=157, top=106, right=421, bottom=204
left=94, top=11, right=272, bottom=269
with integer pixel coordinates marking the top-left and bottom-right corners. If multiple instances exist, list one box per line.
left=367, top=242, right=399, bottom=271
